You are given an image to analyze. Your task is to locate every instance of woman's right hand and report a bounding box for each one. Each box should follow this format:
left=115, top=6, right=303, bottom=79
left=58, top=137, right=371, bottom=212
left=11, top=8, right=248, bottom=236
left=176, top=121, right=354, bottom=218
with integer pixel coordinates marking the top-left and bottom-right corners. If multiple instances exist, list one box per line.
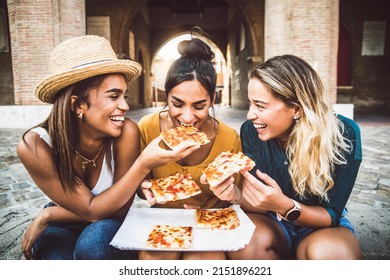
left=139, top=136, right=200, bottom=170
left=140, top=180, right=157, bottom=206
left=201, top=174, right=239, bottom=203
left=22, top=209, right=50, bottom=260
left=241, top=170, right=291, bottom=213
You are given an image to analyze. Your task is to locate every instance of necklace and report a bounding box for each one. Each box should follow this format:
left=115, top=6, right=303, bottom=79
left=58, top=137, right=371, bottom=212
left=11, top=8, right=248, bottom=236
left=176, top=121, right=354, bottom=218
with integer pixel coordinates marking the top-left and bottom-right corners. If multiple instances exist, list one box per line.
left=75, top=144, right=104, bottom=171
left=277, top=140, right=289, bottom=165
left=282, top=148, right=289, bottom=165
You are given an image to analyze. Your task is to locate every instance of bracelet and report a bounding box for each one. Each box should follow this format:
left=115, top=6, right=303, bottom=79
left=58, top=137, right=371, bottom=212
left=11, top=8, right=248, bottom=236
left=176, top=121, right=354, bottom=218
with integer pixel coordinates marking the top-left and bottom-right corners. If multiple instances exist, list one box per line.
left=229, top=185, right=243, bottom=204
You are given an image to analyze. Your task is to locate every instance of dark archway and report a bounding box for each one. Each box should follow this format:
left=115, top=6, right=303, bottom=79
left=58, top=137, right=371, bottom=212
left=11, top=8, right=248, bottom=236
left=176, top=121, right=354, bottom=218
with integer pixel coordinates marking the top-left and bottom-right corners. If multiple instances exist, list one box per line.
left=138, top=49, right=145, bottom=107
left=337, top=22, right=353, bottom=87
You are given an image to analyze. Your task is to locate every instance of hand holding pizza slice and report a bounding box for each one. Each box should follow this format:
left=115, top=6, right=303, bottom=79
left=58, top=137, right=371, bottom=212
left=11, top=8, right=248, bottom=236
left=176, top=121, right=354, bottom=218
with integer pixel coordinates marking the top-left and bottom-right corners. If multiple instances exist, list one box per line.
left=202, top=151, right=255, bottom=188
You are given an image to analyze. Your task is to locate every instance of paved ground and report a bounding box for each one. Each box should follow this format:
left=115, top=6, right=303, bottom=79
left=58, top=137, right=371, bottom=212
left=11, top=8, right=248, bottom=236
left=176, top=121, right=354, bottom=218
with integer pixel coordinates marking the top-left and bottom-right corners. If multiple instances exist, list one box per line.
left=1, top=106, right=389, bottom=260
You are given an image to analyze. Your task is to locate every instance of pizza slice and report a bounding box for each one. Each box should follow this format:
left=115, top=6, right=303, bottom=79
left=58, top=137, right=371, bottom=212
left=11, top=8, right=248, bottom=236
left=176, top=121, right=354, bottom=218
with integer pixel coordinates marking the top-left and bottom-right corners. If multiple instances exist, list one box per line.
left=150, top=172, right=202, bottom=203
left=203, top=151, right=255, bottom=187
left=195, top=207, right=240, bottom=230
left=161, top=125, right=210, bottom=149
left=145, top=225, right=193, bottom=249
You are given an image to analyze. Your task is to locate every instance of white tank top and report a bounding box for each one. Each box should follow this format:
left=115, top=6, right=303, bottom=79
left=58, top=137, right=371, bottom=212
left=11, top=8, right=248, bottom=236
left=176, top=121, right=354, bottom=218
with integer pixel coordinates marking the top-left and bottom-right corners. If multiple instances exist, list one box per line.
left=31, top=127, right=115, bottom=195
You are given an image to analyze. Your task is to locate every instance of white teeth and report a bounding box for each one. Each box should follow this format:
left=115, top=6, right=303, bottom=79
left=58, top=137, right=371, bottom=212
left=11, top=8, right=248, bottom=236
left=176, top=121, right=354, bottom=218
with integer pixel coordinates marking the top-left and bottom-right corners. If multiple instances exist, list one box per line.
left=254, top=123, right=266, bottom=129
left=180, top=122, right=194, bottom=127
left=110, top=116, right=124, bottom=121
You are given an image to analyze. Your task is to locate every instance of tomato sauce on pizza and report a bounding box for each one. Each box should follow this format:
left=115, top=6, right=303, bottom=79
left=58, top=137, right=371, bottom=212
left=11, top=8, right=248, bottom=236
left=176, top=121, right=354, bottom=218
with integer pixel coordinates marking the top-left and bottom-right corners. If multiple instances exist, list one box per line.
left=150, top=173, right=202, bottom=203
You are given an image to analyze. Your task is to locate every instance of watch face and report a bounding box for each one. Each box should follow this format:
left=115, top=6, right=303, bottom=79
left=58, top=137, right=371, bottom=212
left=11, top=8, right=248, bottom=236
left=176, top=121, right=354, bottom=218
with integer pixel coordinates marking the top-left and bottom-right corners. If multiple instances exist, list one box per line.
left=286, top=210, right=301, bottom=221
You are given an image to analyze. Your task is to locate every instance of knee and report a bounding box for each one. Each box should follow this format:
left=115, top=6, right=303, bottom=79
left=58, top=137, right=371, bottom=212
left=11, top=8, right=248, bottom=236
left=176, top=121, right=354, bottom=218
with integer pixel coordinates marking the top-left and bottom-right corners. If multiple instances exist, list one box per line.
left=74, top=219, right=126, bottom=260
left=299, top=239, right=362, bottom=260
left=73, top=238, right=104, bottom=260
left=183, top=251, right=226, bottom=260
left=73, top=231, right=114, bottom=260
left=227, top=234, right=282, bottom=260
left=139, top=250, right=181, bottom=260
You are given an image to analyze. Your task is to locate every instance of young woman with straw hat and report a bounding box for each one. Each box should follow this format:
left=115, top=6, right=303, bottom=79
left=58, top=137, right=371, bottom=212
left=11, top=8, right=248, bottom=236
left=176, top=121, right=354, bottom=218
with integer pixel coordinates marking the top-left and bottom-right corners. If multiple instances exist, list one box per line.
left=17, top=35, right=200, bottom=260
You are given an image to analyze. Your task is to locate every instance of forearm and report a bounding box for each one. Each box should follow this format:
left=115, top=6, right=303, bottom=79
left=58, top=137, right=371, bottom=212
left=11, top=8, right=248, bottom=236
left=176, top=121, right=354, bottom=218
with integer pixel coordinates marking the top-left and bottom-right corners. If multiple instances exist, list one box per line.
left=240, top=198, right=267, bottom=214
left=86, top=157, right=151, bottom=221
left=39, top=205, right=85, bottom=224
left=294, top=204, right=332, bottom=228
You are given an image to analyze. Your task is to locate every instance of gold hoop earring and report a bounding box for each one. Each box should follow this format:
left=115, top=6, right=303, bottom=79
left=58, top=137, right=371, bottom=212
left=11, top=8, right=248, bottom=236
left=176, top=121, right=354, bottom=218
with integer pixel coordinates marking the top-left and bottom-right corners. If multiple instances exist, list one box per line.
left=78, top=112, right=83, bottom=120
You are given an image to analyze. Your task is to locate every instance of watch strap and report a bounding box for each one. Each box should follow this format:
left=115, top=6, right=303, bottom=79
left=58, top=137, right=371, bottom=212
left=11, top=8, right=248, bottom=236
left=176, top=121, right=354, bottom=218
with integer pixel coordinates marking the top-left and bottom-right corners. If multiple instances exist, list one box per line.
left=276, top=199, right=301, bottom=221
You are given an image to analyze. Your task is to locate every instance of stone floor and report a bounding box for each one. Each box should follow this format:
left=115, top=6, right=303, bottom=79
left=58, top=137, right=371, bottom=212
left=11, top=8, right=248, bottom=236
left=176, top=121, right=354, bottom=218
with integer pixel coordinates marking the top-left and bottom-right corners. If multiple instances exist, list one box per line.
left=1, top=106, right=389, bottom=259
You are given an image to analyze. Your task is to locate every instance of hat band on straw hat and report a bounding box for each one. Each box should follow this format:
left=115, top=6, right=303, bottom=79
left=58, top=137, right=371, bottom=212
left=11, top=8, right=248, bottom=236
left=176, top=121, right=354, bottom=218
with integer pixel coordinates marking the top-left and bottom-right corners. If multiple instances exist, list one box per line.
left=35, top=35, right=142, bottom=104
left=72, top=59, right=114, bottom=69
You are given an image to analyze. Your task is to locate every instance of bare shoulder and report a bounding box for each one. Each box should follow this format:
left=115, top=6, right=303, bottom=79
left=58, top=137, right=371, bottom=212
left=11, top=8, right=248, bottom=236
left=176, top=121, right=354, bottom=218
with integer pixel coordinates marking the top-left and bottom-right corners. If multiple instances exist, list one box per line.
left=17, top=129, right=50, bottom=160
left=113, top=118, right=140, bottom=149
left=118, top=118, right=140, bottom=140
left=16, top=129, right=56, bottom=189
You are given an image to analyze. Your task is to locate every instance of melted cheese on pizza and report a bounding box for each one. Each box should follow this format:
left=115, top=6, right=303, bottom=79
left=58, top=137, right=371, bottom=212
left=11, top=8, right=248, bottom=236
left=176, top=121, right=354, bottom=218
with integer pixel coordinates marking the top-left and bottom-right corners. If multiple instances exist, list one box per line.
left=196, top=207, right=240, bottom=230
left=203, top=151, right=255, bottom=187
left=151, top=173, right=202, bottom=203
left=145, top=225, right=193, bottom=249
left=161, top=126, right=210, bottom=149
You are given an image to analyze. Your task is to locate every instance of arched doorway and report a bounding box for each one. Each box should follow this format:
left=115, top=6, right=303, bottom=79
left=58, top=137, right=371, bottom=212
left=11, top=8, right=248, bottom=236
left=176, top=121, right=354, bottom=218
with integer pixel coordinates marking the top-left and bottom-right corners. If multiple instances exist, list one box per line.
left=150, top=33, right=229, bottom=106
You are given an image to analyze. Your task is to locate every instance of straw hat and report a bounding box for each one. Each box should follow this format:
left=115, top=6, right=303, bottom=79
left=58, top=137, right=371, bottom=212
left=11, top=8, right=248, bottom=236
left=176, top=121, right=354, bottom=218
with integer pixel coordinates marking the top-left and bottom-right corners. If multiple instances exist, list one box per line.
left=35, top=35, right=142, bottom=103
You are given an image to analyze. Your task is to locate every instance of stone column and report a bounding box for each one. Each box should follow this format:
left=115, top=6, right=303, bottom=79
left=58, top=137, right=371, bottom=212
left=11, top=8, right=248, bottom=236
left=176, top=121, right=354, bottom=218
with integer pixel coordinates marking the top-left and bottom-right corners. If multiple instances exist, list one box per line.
left=7, top=0, right=85, bottom=105
left=264, top=0, right=339, bottom=103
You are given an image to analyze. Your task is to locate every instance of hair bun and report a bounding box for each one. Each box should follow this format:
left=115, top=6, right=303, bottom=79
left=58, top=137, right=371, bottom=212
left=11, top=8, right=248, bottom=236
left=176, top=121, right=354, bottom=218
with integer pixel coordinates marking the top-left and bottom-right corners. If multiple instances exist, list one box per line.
left=177, top=38, right=214, bottom=62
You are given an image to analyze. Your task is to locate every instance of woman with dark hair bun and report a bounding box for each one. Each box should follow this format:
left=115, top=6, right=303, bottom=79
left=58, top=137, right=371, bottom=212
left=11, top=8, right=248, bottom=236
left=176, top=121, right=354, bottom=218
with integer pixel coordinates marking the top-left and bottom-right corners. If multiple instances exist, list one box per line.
left=137, top=30, right=242, bottom=260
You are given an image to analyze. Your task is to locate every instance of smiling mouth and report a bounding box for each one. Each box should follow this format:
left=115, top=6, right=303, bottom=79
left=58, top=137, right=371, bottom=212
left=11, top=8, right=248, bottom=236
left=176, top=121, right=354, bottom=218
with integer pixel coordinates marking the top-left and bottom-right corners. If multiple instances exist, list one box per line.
left=253, top=123, right=266, bottom=130
left=110, top=116, right=125, bottom=122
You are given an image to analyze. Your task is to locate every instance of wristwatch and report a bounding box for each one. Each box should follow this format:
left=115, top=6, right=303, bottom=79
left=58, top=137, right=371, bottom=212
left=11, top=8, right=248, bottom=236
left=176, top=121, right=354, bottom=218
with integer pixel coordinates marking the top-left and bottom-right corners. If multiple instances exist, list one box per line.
left=276, top=199, right=302, bottom=221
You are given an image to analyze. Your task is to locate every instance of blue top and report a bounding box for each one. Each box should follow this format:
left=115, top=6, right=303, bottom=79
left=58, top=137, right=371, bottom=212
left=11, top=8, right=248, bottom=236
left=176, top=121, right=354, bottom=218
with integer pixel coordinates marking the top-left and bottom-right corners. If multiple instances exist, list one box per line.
left=240, top=115, right=362, bottom=226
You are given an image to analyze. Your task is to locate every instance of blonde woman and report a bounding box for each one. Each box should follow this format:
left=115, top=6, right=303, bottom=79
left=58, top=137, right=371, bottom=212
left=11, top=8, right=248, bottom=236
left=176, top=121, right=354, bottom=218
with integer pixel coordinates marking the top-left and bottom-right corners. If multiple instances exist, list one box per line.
left=208, top=55, right=362, bottom=259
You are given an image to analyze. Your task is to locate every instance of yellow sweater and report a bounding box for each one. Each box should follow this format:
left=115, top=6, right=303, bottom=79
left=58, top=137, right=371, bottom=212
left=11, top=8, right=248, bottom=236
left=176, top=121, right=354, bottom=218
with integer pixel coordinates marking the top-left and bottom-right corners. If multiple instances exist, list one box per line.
left=138, top=111, right=242, bottom=209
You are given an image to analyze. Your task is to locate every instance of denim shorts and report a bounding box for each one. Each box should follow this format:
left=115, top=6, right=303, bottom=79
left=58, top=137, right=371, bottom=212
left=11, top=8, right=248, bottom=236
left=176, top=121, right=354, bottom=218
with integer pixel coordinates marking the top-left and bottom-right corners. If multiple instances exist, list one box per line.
left=267, top=208, right=356, bottom=256
left=32, top=202, right=136, bottom=260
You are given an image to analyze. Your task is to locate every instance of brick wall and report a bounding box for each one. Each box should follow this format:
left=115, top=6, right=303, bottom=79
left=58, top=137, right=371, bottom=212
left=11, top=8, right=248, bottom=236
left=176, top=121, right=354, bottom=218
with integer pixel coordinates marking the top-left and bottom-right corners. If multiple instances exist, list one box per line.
left=265, top=0, right=339, bottom=103
left=8, top=0, right=85, bottom=105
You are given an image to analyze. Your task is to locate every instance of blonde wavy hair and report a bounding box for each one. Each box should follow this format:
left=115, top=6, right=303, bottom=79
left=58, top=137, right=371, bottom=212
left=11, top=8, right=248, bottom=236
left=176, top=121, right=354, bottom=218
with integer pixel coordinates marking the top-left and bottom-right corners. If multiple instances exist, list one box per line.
left=251, top=55, right=351, bottom=201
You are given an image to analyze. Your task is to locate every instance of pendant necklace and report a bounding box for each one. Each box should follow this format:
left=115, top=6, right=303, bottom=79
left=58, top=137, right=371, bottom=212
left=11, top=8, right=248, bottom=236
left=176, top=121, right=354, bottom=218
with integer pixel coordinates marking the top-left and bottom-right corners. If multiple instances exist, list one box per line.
left=75, top=144, right=104, bottom=171
left=277, top=140, right=289, bottom=165
left=282, top=148, right=289, bottom=165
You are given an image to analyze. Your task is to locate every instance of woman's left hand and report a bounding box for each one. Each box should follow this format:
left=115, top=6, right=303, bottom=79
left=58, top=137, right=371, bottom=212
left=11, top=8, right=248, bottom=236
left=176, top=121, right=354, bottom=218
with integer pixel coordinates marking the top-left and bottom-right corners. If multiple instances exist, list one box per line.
left=21, top=209, right=49, bottom=260
left=241, top=169, right=288, bottom=212
left=201, top=174, right=240, bottom=203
